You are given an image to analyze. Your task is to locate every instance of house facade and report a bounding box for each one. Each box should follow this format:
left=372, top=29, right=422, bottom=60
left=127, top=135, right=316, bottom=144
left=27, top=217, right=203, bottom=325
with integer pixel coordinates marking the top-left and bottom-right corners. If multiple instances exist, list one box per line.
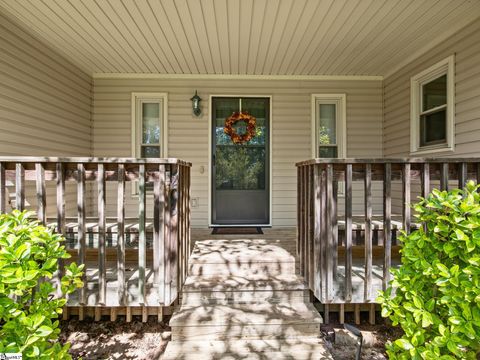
left=1, top=1, right=480, bottom=228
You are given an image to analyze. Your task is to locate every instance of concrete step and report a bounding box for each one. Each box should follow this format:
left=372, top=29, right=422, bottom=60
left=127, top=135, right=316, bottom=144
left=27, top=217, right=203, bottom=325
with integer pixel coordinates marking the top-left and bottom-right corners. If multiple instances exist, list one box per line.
left=181, top=274, right=309, bottom=305
left=162, top=338, right=333, bottom=359
left=170, top=302, right=323, bottom=341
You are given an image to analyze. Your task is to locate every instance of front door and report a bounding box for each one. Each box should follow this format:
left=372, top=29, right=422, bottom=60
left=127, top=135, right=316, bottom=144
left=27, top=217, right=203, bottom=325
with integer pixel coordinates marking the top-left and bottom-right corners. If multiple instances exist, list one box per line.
left=211, top=97, right=270, bottom=225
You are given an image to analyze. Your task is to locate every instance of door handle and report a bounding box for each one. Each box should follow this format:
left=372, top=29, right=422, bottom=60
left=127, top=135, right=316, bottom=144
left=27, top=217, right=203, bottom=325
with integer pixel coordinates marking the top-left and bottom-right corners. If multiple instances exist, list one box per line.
left=213, top=154, right=216, bottom=167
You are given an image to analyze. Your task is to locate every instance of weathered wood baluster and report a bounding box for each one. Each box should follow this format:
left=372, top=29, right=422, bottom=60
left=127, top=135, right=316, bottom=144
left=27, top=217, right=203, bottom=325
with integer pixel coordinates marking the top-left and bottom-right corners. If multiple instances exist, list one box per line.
left=403, top=163, right=411, bottom=235
left=297, top=166, right=301, bottom=258
left=186, top=165, right=191, bottom=262
left=364, top=163, right=373, bottom=302
left=164, top=166, right=172, bottom=304
left=313, top=165, right=321, bottom=300
left=326, top=164, right=334, bottom=303
left=97, top=163, right=106, bottom=306
left=77, top=163, right=87, bottom=315
left=476, top=163, right=480, bottom=189
left=305, top=165, right=312, bottom=286
left=332, top=178, right=338, bottom=280
left=344, top=164, right=353, bottom=302
left=16, top=163, right=25, bottom=211
left=440, top=163, right=449, bottom=191
left=154, top=164, right=166, bottom=305
left=320, top=167, right=327, bottom=303
left=35, top=163, right=46, bottom=225
left=458, top=162, right=467, bottom=189
left=0, top=163, right=5, bottom=213
left=421, top=163, right=430, bottom=198
left=56, top=163, right=66, bottom=301
left=301, top=166, right=307, bottom=276
left=383, top=163, right=392, bottom=291
left=171, top=165, right=179, bottom=304
left=138, top=164, right=146, bottom=306
left=117, top=164, right=126, bottom=306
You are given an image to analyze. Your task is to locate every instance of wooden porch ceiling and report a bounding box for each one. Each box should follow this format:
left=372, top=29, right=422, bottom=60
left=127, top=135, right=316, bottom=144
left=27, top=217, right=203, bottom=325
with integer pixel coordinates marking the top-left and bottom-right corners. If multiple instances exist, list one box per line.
left=1, top=0, right=479, bottom=77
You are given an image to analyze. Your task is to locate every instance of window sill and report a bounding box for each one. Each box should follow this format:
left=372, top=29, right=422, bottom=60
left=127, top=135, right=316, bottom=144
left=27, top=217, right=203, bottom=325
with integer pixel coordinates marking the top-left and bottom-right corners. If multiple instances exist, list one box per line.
left=410, top=145, right=454, bottom=156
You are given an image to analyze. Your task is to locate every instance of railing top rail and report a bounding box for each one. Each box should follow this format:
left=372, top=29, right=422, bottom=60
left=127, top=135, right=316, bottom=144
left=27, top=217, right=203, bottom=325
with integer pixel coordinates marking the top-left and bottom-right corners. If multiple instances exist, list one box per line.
left=296, top=157, right=480, bottom=166
left=0, top=156, right=192, bottom=167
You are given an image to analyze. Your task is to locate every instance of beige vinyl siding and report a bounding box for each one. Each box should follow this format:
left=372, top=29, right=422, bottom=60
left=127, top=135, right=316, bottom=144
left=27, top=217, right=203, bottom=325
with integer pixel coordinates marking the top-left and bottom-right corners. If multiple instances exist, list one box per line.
left=384, top=19, right=480, bottom=213
left=384, top=19, right=480, bottom=157
left=93, top=78, right=383, bottom=227
left=0, top=12, right=92, bottom=216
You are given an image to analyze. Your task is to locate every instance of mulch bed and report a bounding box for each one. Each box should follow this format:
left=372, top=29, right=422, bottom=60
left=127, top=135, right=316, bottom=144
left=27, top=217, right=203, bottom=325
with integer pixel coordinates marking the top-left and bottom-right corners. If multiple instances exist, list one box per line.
left=59, top=318, right=171, bottom=360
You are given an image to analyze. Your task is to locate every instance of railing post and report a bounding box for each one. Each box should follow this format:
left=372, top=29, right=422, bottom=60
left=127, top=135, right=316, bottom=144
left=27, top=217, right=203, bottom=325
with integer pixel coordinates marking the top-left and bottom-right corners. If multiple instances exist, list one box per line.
left=383, top=163, right=392, bottom=291
left=117, top=164, right=126, bottom=306
left=97, top=163, right=106, bottom=306
left=77, top=163, right=86, bottom=307
left=403, top=163, right=411, bottom=234
left=364, top=163, right=372, bottom=302
left=138, top=164, right=146, bottom=305
left=326, top=164, right=334, bottom=302
left=313, top=165, right=321, bottom=300
left=154, top=164, right=165, bottom=305
left=344, top=164, right=352, bottom=302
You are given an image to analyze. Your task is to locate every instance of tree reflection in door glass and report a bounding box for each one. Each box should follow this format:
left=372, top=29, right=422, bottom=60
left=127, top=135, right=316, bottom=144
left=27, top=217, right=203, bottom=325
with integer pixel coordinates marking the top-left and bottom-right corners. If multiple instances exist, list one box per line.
left=215, top=147, right=266, bottom=190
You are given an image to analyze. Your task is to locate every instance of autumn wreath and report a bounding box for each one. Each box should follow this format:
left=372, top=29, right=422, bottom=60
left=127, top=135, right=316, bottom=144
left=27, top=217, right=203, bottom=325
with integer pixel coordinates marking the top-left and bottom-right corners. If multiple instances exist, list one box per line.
left=224, top=112, right=256, bottom=144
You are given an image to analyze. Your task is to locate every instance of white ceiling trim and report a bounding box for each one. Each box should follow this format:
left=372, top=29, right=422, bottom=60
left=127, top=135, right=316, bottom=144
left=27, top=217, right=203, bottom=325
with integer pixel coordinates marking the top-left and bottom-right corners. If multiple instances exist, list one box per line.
left=92, top=73, right=383, bottom=81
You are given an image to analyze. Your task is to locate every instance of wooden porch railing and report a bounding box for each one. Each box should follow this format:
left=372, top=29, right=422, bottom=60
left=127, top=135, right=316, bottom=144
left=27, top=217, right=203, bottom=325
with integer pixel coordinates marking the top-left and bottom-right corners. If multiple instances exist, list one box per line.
left=296, top=158, right=480, bottom=308
left=0, top=157, right=191, bottom=314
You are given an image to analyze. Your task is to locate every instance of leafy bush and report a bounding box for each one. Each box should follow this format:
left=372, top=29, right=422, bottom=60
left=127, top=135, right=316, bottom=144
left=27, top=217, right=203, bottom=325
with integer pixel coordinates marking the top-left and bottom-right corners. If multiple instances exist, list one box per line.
left=0, top=210, right=83, bottom=359
left=378, top=181, right=480, bottom=359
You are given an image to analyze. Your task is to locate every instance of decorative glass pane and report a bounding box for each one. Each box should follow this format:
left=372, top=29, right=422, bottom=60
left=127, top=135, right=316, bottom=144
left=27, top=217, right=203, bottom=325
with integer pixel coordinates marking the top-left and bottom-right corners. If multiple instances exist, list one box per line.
left=142, top=103, right=160, bottom=144
left=420, top=110, right=446, bottom=147
left=422, top=75, right=447, bottom=111
left=141, top=146, right=160, bottom=158
left=318, top=146, right=338, bottom=158
left=318, top=104, right=336, bottom=145
left=243, top=98, right=267, bottom=145
left=215, top=98, right=239, bottom=145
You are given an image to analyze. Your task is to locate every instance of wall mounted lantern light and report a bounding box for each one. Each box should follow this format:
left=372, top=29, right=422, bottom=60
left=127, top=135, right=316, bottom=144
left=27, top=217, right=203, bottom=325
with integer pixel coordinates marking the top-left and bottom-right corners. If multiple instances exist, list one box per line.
left=190, top=90, right=202, bottom=116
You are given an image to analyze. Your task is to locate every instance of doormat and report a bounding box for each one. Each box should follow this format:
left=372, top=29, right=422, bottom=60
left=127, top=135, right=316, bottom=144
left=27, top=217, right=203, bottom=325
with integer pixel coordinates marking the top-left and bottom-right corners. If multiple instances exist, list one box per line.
left=211, top=227, right=263, bottom=235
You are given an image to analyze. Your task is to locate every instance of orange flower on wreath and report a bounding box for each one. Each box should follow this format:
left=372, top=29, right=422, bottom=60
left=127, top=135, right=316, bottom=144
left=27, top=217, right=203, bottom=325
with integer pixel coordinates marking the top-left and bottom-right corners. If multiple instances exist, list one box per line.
left=223, top=112, right=257, bottom=144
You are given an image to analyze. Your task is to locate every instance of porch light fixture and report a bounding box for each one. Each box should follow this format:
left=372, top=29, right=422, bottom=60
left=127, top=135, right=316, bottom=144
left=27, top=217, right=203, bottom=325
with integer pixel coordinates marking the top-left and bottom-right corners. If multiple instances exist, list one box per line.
left=190, top=90, right=202, bottom=116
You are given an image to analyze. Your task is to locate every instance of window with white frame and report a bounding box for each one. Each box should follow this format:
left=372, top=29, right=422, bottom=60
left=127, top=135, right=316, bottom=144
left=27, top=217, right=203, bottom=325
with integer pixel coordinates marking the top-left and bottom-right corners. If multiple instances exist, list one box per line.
left=410, top=56, right=455, bottom=153
left=131, top=93, right=167, bottom=159
left=312, top=94, right=346, bottom=158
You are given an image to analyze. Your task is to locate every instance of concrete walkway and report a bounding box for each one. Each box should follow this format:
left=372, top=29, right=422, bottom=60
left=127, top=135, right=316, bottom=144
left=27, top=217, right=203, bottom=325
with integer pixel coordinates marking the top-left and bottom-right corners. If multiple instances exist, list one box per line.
left=162, top=233, right=333, bottom=359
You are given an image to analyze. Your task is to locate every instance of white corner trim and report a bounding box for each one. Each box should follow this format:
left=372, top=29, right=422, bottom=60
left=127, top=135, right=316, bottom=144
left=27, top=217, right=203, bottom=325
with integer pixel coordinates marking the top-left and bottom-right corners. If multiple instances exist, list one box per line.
left=94, top=73, right=383, bottom=81
left=410, top=55, right=455, bottom=154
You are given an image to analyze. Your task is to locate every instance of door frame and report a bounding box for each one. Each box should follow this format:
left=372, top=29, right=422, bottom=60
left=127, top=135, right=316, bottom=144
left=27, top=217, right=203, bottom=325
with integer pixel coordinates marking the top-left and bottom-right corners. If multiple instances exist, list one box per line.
left=208, top=94, right=273, bottom=227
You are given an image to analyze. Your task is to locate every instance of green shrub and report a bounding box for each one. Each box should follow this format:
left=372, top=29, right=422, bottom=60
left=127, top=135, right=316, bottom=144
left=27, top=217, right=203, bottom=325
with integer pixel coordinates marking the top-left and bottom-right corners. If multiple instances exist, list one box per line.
left=378, top=181, right=480, bottom=359
left=0, top=210, right=83, bottom=359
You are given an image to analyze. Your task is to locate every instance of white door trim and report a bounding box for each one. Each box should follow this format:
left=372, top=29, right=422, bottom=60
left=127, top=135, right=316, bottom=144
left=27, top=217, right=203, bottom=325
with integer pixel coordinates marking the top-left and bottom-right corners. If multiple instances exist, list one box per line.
left=208, top=94, right=273, bottom=227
